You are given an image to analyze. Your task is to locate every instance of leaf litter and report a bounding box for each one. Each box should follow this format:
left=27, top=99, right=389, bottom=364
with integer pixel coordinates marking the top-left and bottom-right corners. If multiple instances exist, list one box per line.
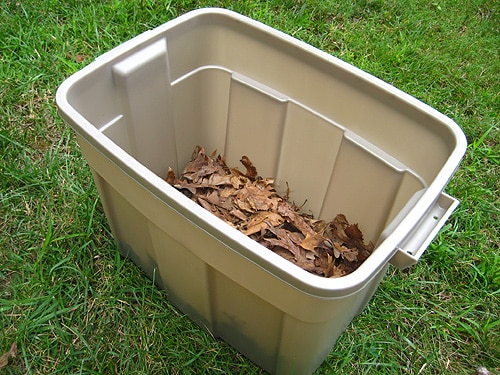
left=166, top=146, right=374, bottom=278
left=0, top=342, right=17, bottom=370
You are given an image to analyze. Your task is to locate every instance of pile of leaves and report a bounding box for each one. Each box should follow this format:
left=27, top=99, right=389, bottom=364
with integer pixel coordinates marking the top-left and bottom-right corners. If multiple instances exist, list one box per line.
left=166, top=146, right=374, bottom=278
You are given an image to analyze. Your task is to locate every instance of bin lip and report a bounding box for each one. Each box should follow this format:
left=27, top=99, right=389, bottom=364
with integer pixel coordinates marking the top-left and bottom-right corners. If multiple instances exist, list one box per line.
left=56, top=8, right=467, bottom=298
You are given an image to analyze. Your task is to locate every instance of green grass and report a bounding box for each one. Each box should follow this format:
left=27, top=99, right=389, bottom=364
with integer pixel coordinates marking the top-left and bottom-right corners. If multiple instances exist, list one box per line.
left=1, top=0, right=498, bottom=374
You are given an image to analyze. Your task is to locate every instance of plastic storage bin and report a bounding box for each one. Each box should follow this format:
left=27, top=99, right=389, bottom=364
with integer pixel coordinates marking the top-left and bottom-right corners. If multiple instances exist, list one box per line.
left=56, top=8, right=466, bottom=374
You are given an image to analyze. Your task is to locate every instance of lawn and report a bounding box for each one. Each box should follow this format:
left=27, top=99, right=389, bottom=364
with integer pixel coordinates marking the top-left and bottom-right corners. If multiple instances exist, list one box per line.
left=1, top=0, right=498, bottom=374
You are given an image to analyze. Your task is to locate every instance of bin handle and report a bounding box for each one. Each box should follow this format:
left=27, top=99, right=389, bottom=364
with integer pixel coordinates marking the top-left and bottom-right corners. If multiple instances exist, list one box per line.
left=389, top=193, right=459, bottom=270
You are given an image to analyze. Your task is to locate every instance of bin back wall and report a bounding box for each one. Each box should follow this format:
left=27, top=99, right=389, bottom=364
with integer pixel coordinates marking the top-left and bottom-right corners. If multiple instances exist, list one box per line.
left=163, top=14, right=457, bottom=180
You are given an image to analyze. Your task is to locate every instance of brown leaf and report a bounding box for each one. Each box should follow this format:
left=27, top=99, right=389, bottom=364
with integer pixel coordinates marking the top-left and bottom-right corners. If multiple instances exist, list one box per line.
left=331, top=215, right=374, bottom=254
left=330, top=214, right=350, bottom=242
left=345, top=222, right=363, bottom=240
left=240, top=155, right=258, bottom=178
left=277, top=202, right=315, bottom=236
left=265, top=227, right=307, bottom=262
left=313, top=253, right=335, bottom=277
left=173, top=180, right=199, bottom=195
left=181, top=146, right=211, bottom=178
left=204, top=189, right=222, bottom=206
left=235, top=184, right=277, bottom=213
left=243, top=212, right=284, bottom=235
left=230, top=208, right=248, bottom=221
left=244, top=221, right=270, bottom=236
left=341, top=248, right=359, bottom=262
left=166, top=167, right=176, bottom=185
left=66, top=53, right=86, bottom=63
left=300, top=232, right=326, bottom=253
left=0, top=342, right=17, bottom=369
left=207, top=173, right=233, bottom=186
left=230, top=175, right=246, bottom=189
left=220, top=186, right=236, bottom=198
left=75, top=54, right=86, bottom=63
left=197, top=196, right=215, bottom=212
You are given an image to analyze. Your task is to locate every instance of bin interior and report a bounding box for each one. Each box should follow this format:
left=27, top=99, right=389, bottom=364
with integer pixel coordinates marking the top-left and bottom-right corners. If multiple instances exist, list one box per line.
left=65, top=11, right=459, bottom=247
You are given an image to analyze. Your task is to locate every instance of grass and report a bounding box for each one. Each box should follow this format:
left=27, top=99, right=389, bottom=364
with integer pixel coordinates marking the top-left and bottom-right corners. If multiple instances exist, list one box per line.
left=1, top=0, right=498, bottom=374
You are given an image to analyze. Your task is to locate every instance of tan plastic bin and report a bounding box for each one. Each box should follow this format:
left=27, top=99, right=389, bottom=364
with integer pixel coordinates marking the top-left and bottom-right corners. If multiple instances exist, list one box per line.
left=56, top=8, right=467, bottom=374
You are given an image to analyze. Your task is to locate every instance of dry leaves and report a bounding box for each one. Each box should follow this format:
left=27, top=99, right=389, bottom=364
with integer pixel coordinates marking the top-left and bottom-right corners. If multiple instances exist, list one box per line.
left=66, top=52, right=86, bottom=63
left=0, top=342, right=17, bottom=369
left=167, top=146, right=374, bottom=278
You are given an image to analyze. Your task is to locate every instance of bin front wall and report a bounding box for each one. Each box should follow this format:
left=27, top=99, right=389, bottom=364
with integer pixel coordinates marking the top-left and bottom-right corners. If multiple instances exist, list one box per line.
left=79, top=134, right=388, bottom=374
